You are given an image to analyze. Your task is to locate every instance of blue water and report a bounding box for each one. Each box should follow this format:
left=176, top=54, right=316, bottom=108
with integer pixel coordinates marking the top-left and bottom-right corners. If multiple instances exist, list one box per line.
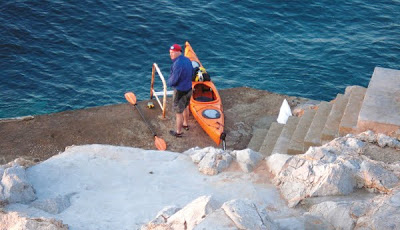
left=1, top=1, right=400, bottom=118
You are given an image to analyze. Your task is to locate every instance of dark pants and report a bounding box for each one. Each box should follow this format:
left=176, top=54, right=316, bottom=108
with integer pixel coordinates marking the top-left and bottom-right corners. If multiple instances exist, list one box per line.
left=173, top=89, right=192, bottom=113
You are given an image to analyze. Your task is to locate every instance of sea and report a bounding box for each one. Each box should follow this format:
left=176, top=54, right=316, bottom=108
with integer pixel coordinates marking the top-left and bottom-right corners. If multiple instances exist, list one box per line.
left=1, top=0, right=399, bottom=118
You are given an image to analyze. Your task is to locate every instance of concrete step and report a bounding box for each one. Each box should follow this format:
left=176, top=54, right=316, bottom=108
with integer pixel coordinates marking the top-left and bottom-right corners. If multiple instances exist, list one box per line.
left=287, top=109, right=316, bottom=155
left=271, top=116, right=300, bottom=155
left=339, top=86, right=367, bottom=135
left=304, top=101, right=333, bottom=150
left=321, top=94, right=349, bottom=142
left=247, top=128, right=269, bottom=152
left=259, top=122, right=284, bottom=157
left=247, top=116, right=277, bottom=152
left=358, top=67, right=400, bottom=135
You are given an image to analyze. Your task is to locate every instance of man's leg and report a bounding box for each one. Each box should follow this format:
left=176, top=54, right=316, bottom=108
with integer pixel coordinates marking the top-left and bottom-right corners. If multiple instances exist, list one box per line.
left=183, top=106, right=189, bottom=127
left=182, top=90, right=191, bottom=128
left=175, top=112, right=183, bottom=134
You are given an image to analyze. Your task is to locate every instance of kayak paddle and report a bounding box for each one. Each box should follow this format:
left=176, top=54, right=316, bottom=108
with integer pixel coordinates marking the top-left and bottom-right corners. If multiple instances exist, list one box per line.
left=125, top=92, right=167, bottom=151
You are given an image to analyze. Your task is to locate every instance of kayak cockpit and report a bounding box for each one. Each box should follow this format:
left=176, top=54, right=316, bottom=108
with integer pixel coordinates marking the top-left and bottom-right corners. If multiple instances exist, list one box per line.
left=193, top=83, right=217, bottom=102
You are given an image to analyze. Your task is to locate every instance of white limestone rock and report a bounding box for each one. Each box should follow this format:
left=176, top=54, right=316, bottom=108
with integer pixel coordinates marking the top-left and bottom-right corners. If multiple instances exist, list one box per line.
left=216, top=153, right=233, bottom=173
left=395, top=140, right=400, bottom=149
left=302, top=146, right=337, bottom=164
left=184, top=146, right=208, bottom=163
left=191, top=151, right=207, bottom=164
left=266, top=153, right=292, bottom=176
left=309, top=164, right=356, bottom=197
left=309, top=201, right=355, bottom=230
left=194, top=209, right=237, bottom=230
left=358, top=160, right=399, bottom=193
left=349, top=200, right=371, bottom=219
left=377, top=133, right=400, bottom=148
left=356, top=189, right=400, bottom=229
left=302, top=213, right=335, bottom=230
left=389, top=162, right=400, bottom=179
left=316, top=136, right=361, bottom=156
left=30, top=194, right=73, bottom=214
left=1, top=164, right=36, bottom=204
left=270, top=139, right=364, bottom=207
left=183, top=146, right=201, bottom=156
left=268, top=134, right=400, bottom=207
left=141, top=205, right=181, bottom=229
left=340, top=157, right=362, bottom=175
left=233, top=149, right=263, bottom=173
left=280, top=179, right=308, bottom=208
left=357, top=131, right=400, bottom=149
left=389, top=188, right=400, bottom=207
left=197, top=149, right=233, bottom=176
left=275, top=156, right=311, bottom=207
left=186, top=147, right=234, bottom=175
left=222, top=199, right=277, bottom=230
left=198, top=152, right=218, bottom=176
left=4, top=158, right=37, bottom=169
left=276, top=153, right=355, bottom=207
left=0, top=211, right=68, bottom=230
left=167, top=195, right=218, bottom=230
left=324, top=136, right=366, bottom=156
left=153, top=205, right=181, bottom=224
left=345, top=136, right=367, bottom=150
left=358, top=130, right=377, bottom=143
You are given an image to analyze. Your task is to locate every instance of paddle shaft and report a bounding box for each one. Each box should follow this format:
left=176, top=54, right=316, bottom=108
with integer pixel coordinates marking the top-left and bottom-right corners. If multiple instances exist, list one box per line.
left=133, top=103, right=157, bottom=137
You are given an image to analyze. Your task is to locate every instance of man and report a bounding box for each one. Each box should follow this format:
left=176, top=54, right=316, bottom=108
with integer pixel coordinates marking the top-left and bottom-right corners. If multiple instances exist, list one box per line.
left=167, top=44, right=193, bottom=137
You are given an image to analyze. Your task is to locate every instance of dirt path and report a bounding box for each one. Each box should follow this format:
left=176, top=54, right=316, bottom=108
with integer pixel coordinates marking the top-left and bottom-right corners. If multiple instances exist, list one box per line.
left=0, top=87, right=307, bottom=164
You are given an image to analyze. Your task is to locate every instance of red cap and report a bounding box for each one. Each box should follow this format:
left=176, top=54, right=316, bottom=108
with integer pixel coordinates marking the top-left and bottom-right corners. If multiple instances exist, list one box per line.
left=170, top=44, right=182, bottom=52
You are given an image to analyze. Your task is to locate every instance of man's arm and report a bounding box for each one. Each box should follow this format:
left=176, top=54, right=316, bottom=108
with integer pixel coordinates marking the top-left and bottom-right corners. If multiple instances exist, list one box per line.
left=168, top=65, right=183, bottom=87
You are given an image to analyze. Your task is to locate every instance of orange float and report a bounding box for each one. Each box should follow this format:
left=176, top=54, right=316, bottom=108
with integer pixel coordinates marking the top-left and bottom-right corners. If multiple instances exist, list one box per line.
left=184, top=41, right=226, bottom=149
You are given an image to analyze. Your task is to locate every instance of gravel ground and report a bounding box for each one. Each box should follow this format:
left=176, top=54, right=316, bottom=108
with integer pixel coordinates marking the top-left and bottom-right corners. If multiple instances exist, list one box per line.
left=0, top=87, right=307, bottom=164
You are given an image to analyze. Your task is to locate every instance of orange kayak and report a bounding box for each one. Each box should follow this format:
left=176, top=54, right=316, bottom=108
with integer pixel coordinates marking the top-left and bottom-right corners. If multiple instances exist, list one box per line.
left=184, top=41, right=226, bottom=148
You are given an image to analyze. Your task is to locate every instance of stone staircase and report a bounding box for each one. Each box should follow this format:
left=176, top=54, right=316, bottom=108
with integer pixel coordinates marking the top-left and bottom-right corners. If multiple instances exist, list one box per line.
left=250, top=67, right=400, bottom=157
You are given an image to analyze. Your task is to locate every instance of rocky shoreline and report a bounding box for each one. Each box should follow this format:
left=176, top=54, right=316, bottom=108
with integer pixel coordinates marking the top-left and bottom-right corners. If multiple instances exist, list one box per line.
left=0, top=87, right=308, bottom=164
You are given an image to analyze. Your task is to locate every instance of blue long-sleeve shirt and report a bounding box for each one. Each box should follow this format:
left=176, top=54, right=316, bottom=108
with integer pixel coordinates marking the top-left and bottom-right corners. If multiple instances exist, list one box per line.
left=167, top=55, right=193, bottom=92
